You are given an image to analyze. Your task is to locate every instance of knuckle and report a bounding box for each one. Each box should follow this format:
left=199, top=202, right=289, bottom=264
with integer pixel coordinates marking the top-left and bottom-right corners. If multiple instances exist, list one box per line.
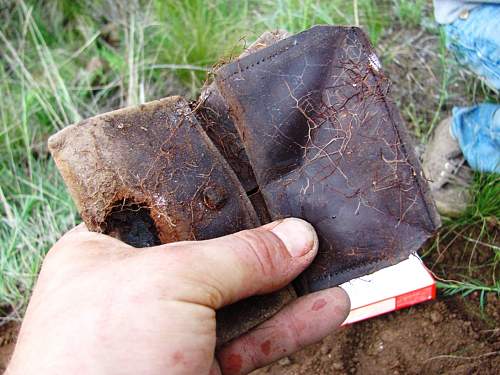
left=42, top=244, right=63, bottom=267
left=201, top=280, right=225, bottom=308
left=285, top=307, right=306, bottom=351
left=234, top=229, right=287, bottom=279
left=44, top=232, right=86, bottom=261
left=44, top=231, right=121, bottom=266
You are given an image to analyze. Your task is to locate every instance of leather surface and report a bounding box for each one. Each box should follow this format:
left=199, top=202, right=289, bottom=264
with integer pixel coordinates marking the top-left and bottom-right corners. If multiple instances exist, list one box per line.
left=215, top=26, right=441, bottom=293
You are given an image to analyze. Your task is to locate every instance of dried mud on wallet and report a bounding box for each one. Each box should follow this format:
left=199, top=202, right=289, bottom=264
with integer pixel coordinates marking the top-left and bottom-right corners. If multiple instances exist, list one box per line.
left=48, top=26, right=441, bottom=345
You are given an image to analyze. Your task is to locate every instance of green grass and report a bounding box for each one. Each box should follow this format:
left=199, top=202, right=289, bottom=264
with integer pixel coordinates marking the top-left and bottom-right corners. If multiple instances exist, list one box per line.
left=427, top=173, right=500, bottom=302
left=257, top=0, right=352, bottom=33
left=152, top=0, right=251, bottom=95
left=424, top=27, right=452, bottom=141
left=392, top=0, right=426, bottom=28
left=0, top=0, right=498, bottom=321
left=436, top=279, right=499, bottom=311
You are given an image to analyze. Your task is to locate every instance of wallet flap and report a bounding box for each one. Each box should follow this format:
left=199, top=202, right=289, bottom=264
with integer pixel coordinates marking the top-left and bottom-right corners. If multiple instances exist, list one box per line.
left=215, top=26, right=441, bottom=293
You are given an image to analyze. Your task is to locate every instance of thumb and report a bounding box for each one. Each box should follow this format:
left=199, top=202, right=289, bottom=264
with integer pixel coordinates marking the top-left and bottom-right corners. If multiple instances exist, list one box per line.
left=163, top=218, right=318, bottom=309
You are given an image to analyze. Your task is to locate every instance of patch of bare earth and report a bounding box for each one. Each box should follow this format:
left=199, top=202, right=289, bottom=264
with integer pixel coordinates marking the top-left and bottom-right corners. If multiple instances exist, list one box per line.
left=254, top=297, right=499, bottom=375
left=0, top=322, right=17, bottom=373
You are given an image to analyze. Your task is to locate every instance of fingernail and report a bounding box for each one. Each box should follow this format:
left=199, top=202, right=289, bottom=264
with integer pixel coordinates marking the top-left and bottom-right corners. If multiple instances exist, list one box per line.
left=271, top=218, right=318, bottom=257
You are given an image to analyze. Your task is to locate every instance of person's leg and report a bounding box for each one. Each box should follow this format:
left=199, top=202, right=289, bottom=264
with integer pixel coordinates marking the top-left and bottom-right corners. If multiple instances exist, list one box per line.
left=444, top=4, right=500, bottom=91
left=423, top=4, right=500, bottom=217
left=451, top=104, right=500, bottom=173
left=446, top=4, right=500, bottom=173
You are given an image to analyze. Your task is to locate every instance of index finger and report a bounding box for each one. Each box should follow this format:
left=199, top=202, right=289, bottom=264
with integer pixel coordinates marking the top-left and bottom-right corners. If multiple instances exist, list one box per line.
left=217, top=287, right=350, bottom=374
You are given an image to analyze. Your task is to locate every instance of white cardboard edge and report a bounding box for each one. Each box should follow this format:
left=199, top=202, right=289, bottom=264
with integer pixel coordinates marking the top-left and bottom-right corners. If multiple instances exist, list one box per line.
left=340, top=253, right=434, bottom=321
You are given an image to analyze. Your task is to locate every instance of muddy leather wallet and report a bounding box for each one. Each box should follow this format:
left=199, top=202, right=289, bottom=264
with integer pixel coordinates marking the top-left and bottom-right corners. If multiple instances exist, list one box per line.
left=49, top=26, right=440, bottom=345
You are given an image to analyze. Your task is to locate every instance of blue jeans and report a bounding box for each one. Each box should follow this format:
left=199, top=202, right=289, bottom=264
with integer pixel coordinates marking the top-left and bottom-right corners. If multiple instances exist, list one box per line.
left=444, top=5, right=500, bottom=173
left=451, top=105, right=500, bottom=172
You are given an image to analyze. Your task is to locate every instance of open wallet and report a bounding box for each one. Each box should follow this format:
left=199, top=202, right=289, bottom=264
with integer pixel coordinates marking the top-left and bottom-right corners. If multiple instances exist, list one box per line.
left=48, top=26, right=441, bottom=345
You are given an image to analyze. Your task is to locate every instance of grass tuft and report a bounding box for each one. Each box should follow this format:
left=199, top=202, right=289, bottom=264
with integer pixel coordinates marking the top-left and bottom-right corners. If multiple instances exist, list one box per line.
left=430, top=173, right=500, bottom=301
left=152, top=0, right=250, bottom=96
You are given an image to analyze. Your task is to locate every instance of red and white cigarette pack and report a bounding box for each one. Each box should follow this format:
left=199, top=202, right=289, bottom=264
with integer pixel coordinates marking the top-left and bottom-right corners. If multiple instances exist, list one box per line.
left=341, top=254, right=435, bottom=325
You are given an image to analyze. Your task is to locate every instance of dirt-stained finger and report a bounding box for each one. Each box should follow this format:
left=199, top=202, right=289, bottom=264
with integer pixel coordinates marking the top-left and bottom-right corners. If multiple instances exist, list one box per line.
left=217, top=287, right=350, bottom=375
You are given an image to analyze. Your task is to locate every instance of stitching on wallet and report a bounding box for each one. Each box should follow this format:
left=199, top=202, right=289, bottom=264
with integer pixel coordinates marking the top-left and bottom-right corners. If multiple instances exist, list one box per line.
left=219, top=27, right=355, bottom=83
left=219, top=42, right=296, bottom=82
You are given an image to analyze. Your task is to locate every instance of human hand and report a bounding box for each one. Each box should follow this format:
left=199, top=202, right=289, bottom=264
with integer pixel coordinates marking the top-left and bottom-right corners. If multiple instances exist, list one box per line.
left=7, top=218, right=350, bottom=375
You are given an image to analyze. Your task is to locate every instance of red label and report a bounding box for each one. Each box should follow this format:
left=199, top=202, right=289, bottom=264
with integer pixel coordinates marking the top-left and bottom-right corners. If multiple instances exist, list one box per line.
left=395, top=285, right=435, bottom=310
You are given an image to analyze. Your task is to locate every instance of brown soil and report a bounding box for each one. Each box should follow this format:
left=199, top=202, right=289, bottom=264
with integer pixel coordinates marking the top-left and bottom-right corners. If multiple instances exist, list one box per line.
left=0, top=323, right=17, bottom=373
left=253, top=297, right=499, bottom=375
